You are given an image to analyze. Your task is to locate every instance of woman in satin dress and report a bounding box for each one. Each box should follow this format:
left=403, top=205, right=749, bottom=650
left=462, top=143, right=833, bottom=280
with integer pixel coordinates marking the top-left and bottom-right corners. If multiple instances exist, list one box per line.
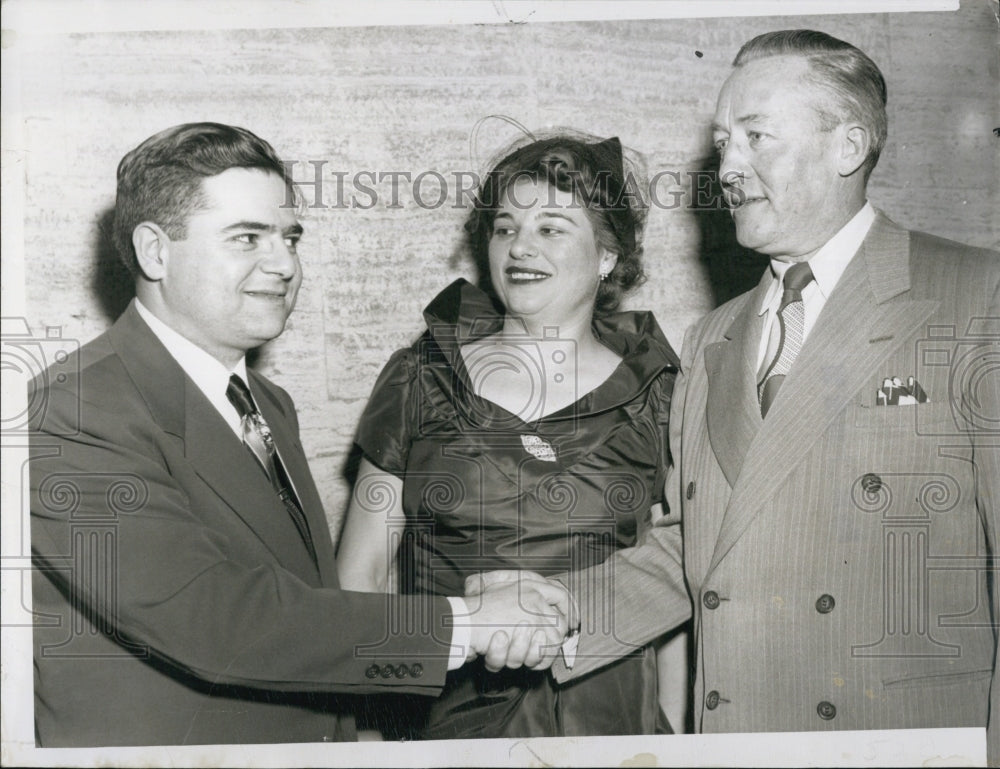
left=337, top=132, right=679, bottom=738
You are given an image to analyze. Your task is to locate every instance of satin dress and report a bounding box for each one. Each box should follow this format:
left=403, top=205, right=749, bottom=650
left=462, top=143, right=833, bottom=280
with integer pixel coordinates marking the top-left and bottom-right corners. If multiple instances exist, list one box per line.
left=356, top=279, right=679, bottom=738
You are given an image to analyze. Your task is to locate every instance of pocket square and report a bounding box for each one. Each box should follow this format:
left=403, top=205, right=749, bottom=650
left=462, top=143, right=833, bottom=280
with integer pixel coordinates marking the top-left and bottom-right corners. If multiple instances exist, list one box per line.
left=876, top=376, right=929, bottom=406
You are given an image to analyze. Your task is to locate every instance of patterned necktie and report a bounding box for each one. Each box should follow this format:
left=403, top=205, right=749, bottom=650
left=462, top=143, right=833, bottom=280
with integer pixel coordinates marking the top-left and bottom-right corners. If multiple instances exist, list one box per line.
left=226, top=374, right=316, bottom=563
left=757, top=261, right=814, bottom=418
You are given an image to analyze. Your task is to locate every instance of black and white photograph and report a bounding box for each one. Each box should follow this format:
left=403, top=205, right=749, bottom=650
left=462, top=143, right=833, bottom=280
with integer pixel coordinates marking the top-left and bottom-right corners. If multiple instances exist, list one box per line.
left=2, top=0, right=997, bottom=766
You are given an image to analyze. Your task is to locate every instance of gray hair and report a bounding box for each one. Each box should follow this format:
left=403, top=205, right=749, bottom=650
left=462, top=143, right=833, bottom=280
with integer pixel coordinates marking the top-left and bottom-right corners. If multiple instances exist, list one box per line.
left=734, top=29, right=888, bottom=181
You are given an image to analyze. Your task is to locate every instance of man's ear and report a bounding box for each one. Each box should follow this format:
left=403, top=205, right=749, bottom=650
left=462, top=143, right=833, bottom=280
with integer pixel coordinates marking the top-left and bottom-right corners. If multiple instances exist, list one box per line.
left=132, top=222, right=170, bottom=281
left=837, top=123, right=870, bottom=178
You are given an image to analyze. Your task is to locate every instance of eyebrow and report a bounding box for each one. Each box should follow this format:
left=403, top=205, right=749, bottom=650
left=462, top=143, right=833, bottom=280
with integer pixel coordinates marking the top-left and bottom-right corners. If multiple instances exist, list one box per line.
left=222, top=221, right=304, bottom=237
left=493, top=211, right=579, bottom=227
left=712, top=113, right=767, bottom=133
left=537, top=212, right=578, bottom=225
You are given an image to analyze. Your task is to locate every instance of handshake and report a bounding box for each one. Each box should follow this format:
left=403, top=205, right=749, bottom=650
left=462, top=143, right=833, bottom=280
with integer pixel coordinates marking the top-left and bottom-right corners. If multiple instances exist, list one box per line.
left=457, top=570, right=578, bottom=673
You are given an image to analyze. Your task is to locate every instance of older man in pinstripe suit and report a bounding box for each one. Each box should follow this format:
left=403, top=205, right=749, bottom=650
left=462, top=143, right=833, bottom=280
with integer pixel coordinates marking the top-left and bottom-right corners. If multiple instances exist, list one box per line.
left=477, top=28, right=999, bottom=761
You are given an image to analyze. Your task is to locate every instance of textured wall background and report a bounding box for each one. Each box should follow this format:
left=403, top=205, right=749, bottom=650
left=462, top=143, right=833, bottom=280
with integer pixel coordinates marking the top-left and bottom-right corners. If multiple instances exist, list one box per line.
left=15, top=1, right=998, bottom=545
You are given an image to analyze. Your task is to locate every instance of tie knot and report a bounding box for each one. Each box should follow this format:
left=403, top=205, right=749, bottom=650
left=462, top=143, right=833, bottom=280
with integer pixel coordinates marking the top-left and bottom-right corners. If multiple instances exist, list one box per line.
left=784, top=260, right=814, bottom=292
left=226, top=375, right=257, bottom=419
left=778, top=261, right=814, bottom=309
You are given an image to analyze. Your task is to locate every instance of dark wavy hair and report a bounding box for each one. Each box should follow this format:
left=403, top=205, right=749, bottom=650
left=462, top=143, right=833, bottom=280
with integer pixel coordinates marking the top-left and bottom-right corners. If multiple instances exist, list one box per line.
left=466, top=132, right=647, bottom=314
left=113, top=122, right=291, bottom=275
left=734, top=30, right=887, bottom=181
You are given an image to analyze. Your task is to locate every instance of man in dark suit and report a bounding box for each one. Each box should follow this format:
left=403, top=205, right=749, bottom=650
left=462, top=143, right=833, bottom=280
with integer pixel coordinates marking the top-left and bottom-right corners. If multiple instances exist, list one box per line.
left=29, top=122, right=570, bottom=746
left=480, top=29, right=998, bottom=762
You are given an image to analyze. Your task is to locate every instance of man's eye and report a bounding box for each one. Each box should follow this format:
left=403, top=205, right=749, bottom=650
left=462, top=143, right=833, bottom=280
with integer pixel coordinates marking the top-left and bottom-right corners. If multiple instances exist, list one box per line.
left=539, top=227, right=563, bottom=236
left=233, top=233, right=259, bottom=245
left=284, top=237, right=299, bottom=251
left=748, top=131, right=764, bottom=143
left=714, top=138, right=728, bottom=152
left=492, top=226, right=514, bottom=237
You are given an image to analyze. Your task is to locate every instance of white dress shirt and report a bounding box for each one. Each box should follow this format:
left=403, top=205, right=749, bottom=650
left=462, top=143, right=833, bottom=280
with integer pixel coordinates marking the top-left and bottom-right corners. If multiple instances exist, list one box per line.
left=135, top=299, right=247, bottom=436
left=134, top=299, right=471, bottom=669
left=756, top=202, right=877, bottom=370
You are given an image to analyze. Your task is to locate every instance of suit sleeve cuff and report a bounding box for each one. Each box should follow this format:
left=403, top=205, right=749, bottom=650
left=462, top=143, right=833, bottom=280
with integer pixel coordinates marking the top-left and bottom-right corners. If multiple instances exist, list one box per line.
left=446, top=596, right=471, bottom=671
left=548, top=574, right=580, bottom=668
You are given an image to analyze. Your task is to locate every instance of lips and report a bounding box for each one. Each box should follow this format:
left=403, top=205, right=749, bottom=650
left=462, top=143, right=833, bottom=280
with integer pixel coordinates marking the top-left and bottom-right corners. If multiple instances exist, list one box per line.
left=505, top=266, right=551, bottom=283
left=245, top=289, right=288, bottom=299
left=726, top=193, right=767, bottom=211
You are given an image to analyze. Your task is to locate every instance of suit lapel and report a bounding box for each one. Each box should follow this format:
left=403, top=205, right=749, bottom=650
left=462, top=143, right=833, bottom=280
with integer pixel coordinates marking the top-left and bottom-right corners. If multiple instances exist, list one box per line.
left=108, top=303, right=187, bottom=437
left=705, top=274, right=770, bottom=487
left=707, top=214, right=940, bottom=574
left=109, top=304, right=322, bottom=585
left=185, top=391, right=322, bottom=583
left=250, top=373, right=339, bottom=587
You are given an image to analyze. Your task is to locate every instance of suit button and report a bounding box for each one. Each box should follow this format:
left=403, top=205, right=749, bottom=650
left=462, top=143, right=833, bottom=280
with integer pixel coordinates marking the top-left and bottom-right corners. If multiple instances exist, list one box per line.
left=817, top=701, right=837, bottom=720
left=703, top=591, right=720, bottom=610
left=395, top=665, right=409, bottom=679
left=380, top=665, right=394, bottom=679
left=705, top=690, right=720, bottom=710
left=686, top=482, right=696, bottom=500
left=815, top=594, right=835, bottom=614
left=860, top=473, right=882, bottom=493
left=411, top=663, right=424, bottom=678
left=364, top=664, right=380, bottom=679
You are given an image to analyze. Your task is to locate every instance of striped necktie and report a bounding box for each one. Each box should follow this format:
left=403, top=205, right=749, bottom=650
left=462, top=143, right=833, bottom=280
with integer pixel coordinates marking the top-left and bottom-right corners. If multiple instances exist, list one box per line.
left=226, top=374, right=316, bottom=564
left=757, top=261, right=814, bottom=418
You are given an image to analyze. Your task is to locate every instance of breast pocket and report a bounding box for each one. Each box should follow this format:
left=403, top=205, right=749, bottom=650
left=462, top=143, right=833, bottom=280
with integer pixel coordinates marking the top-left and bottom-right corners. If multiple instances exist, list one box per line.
left=852, top=401, right=959, bottom=437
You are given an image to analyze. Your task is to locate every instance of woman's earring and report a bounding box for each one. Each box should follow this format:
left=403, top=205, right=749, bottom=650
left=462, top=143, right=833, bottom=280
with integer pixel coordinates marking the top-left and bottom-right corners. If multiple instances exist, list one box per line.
left=599, top=270, right=609, bottom=282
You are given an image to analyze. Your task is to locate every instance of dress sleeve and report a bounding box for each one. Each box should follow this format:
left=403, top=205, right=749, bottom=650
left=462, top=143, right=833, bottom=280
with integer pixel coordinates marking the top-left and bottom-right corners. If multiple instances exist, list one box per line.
left=355, top=347, right=417, bottom=476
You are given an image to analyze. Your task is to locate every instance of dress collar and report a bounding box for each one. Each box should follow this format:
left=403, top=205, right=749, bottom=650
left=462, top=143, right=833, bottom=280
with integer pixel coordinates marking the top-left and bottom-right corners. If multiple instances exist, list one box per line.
left=421, top=279, right=678, bottom=423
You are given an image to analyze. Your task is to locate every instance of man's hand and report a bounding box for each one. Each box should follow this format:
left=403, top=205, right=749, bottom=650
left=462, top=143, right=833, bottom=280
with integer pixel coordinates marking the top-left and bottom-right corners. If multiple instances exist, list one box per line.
left=466, top=569, right=579, bottom=629
left=459, top=574, right=572, bottom=672
left=465, top=569, right=548, bottom=597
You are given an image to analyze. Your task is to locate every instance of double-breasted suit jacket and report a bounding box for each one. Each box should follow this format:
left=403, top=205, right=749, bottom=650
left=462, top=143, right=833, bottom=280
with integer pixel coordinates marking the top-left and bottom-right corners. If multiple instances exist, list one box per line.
left=30, top=303, right=453, bottom=746
left=554, top=214, right=998, bottom=752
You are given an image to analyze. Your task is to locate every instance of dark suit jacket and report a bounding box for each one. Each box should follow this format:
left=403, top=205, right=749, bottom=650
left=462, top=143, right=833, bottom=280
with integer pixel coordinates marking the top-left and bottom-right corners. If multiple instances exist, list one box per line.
left=554, top=214, right=999, bottom=758
left=30, top=303, right=453, bottom=746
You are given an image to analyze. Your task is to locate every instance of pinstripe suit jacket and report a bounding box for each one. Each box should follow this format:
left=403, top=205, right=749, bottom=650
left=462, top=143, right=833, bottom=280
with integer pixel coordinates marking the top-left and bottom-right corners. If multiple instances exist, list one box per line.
left=554, top=214, right=999, bottom=757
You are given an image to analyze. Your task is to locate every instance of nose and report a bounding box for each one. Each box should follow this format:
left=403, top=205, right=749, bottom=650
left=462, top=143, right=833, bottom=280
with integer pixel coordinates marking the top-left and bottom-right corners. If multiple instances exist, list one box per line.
left=259, top=235, right=299, bottom=280
left=508, top=229, right=537, bottom=260
left=719, top=141, right=748, bottom=193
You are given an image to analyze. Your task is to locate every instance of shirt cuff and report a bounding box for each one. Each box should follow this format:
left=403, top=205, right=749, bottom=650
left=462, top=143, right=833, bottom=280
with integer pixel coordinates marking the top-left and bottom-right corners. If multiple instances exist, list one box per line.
left=446, top=596, right=471, bottom=671
left=561, top=630, right=579, bottom=669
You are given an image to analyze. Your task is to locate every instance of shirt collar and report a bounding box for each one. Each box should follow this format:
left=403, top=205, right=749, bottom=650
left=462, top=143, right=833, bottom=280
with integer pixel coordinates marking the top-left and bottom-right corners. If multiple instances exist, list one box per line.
left=134, top=299, right=249, bottom=404
left=758, top=202, right=876, bottom=315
